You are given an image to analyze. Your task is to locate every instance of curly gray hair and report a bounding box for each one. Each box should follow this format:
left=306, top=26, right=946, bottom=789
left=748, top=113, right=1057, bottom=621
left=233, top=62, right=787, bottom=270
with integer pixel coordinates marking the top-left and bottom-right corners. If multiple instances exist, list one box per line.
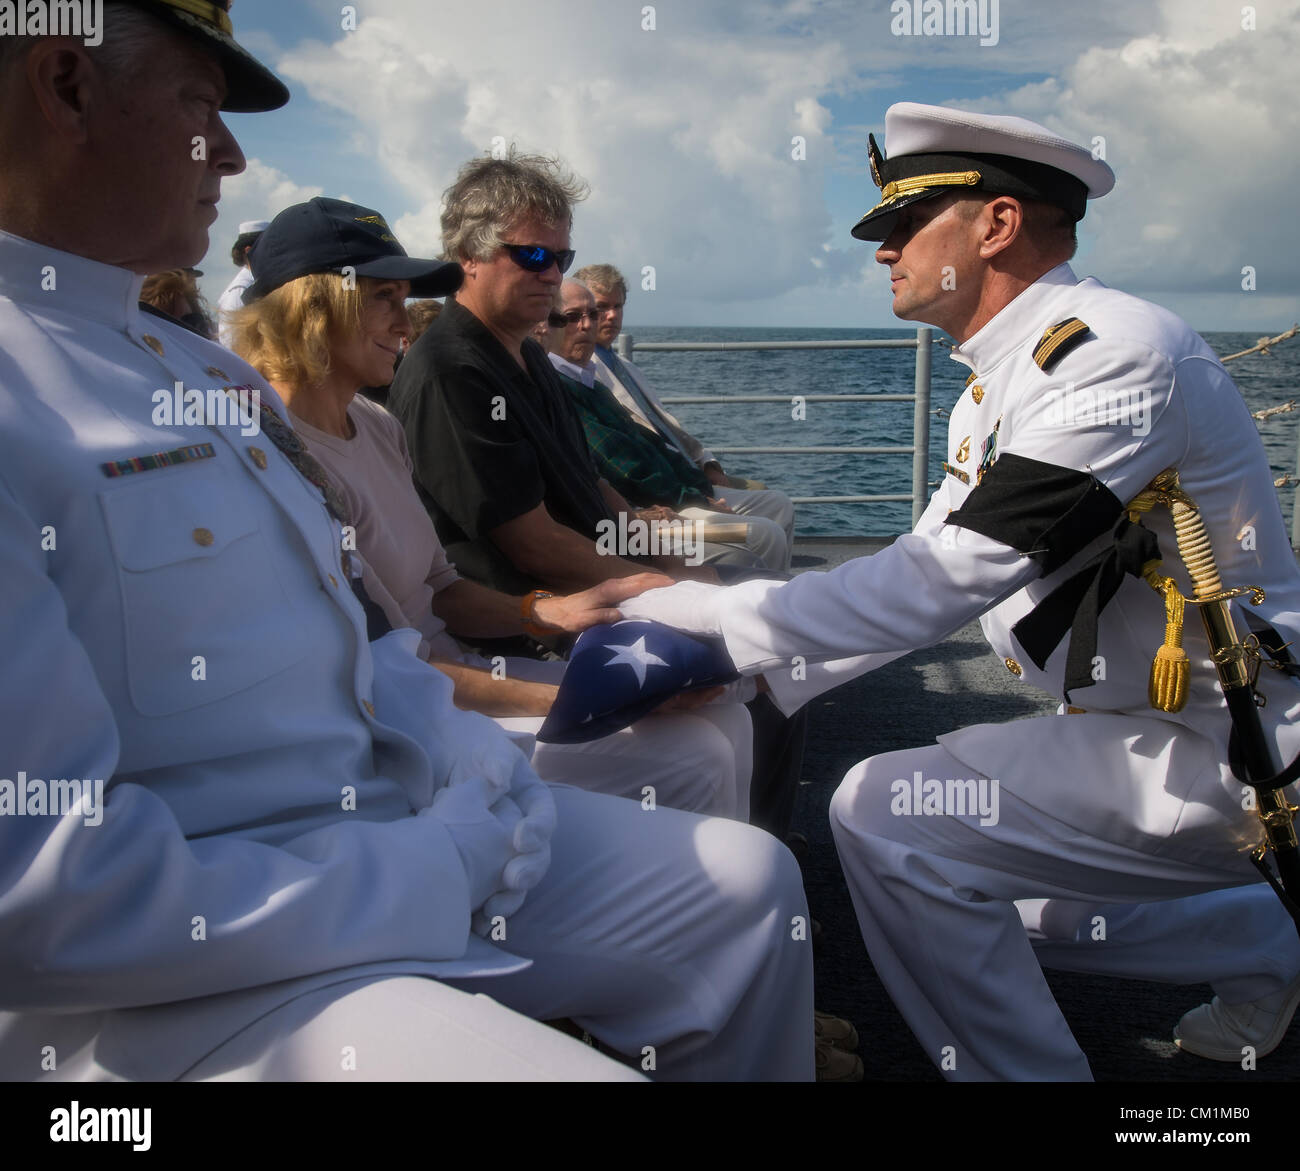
left=440, top=146, right=589, bottom=263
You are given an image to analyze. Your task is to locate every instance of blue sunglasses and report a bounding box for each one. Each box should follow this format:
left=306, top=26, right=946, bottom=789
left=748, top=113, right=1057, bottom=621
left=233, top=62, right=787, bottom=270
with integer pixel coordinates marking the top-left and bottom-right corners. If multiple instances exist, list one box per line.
left=503, top=243, right=576, bottom=274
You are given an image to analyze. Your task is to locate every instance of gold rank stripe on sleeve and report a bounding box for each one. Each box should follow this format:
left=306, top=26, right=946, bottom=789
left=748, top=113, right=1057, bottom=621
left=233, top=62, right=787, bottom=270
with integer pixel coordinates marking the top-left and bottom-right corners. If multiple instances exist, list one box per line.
left=1032, top=317, right=1092, bottom=372
left=100, top=443, right=217, bottom=478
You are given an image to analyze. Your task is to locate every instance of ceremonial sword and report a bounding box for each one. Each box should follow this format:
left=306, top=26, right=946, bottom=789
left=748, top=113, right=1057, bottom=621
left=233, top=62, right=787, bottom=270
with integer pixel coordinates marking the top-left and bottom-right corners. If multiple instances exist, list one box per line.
left=1132, top=469, right=1300, bottom=938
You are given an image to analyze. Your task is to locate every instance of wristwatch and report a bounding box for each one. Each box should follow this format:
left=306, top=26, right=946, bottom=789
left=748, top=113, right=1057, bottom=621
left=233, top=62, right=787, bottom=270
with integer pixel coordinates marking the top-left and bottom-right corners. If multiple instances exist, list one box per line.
left=521, top=590, right=556, bottom=638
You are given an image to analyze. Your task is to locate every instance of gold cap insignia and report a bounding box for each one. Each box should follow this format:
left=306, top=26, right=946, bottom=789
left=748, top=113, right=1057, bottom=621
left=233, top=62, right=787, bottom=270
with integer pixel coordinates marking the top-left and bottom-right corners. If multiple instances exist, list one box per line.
left=868, top=133, right=884, bottom=190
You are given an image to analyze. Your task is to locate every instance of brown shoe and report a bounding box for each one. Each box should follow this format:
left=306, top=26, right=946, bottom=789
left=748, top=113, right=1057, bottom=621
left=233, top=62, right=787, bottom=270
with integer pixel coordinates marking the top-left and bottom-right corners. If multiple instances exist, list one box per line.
left=816, top=1037, right=864, bottom=1081
left=814, top=1010, right=859, bottom=1051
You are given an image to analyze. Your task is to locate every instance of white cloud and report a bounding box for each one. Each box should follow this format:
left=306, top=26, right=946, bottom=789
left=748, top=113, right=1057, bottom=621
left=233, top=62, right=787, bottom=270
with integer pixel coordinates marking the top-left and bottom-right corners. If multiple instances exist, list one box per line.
left=207, top=0, right=1298, bottom=327
left=271, top=3, right=853, bottom=305
left=947, top=0, right=1300, bottom=306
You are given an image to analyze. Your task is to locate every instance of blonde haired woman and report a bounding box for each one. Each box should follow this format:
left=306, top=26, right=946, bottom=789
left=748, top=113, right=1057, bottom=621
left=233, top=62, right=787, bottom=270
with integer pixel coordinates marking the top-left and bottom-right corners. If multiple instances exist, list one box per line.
left=230, top=198, right=752, bottom=818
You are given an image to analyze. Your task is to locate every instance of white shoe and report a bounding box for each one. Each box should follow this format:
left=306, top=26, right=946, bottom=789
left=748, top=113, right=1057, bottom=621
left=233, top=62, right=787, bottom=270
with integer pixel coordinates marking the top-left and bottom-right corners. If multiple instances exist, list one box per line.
left=1173, top=973, right=1300, bottom=1061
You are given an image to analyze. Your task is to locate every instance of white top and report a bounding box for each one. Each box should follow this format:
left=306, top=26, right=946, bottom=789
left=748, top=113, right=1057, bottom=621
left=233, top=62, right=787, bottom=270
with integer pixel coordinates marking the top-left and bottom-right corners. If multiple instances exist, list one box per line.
left=216, top=266, right=254, bottom=346
left=0, top=229, right=526, bottom=1069
left=290, top=394, right=468, bottom=663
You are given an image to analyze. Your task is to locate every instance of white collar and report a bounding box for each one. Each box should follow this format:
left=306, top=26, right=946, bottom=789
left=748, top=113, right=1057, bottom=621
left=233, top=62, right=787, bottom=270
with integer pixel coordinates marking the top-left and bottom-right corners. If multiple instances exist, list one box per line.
left=948, top=262, right=1082, bottom=376
left=547, top=351, right=597, bottom=388
left=0, top=227, right=145, bottom=331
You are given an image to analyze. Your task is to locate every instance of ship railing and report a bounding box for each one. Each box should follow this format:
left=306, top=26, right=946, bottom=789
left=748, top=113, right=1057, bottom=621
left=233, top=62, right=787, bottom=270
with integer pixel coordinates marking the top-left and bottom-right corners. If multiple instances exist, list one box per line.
left=615, top=328, right=934, bottom=527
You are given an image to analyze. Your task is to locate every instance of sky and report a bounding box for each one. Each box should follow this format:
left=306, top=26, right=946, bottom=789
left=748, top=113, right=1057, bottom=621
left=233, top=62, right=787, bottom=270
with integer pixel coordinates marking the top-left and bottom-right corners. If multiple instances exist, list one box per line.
left=201, top=0, right=1300, bottom=331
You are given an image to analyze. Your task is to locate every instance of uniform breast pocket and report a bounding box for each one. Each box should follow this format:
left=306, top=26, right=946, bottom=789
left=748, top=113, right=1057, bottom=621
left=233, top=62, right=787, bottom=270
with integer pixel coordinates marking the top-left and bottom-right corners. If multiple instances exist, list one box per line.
left=101, top=468, right=314, bottom=717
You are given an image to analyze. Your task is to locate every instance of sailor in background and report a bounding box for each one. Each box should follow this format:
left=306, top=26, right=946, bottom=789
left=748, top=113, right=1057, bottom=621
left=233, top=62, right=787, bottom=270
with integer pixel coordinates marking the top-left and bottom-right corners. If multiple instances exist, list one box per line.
left=216, top=218, right=269, bottom=347
left=622, top=101, right=1300, bottom=1079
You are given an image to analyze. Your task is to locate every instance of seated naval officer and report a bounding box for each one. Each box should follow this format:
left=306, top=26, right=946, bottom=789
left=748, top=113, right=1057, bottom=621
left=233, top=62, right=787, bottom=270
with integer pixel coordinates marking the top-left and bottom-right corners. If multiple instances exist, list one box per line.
left=544, top=277, right=790, bottom=571
left=0, top=1, right=814, bottom=1081
left=621, top=101, right=1300, bottom=1080
left=227, top=198, right=752, bottom=820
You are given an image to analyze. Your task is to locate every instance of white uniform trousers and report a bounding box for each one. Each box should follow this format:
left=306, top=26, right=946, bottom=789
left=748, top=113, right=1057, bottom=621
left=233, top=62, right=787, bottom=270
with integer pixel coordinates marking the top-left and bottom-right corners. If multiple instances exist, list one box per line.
left=1019, top=885, right=1300, bottom=1006
left=830, top=742, right=1280, bottom=1081
left=33, top=785, right=813, bottom=1081
left=490, top=658, right=754, bottom=820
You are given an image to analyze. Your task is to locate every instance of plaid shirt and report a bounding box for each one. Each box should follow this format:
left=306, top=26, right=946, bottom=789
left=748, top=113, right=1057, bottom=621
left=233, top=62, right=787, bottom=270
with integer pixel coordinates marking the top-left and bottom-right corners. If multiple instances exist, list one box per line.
left=555, top=371, right=715, bottom=509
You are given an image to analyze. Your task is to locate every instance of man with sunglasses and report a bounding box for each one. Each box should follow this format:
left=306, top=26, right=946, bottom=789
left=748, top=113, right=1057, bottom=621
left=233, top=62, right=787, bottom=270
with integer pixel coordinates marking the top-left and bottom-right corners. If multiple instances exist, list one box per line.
left=389, top=153, right=727, bottom=603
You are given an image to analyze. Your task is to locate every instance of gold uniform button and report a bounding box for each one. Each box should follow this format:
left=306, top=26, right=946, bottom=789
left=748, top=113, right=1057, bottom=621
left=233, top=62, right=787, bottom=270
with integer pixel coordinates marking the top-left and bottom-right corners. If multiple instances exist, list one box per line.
left=1004, top=657, right=1022, bottom=677
left=142, top=334, right=165, bottom=356
left=328, top=574, right=339, bottom=589
left=249, top=447, right=268, bottom=470
left=971, top=384, right=984, bottom=405
left=192, top=527, right=215, bottom=547
left=363, top=700, right=376, bottom=718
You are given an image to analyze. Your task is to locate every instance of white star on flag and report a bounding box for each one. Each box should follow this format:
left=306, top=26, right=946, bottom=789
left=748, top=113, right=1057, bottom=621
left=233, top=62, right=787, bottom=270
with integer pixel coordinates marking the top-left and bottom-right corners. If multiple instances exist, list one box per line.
left=603, top=637, right=670, bottom=688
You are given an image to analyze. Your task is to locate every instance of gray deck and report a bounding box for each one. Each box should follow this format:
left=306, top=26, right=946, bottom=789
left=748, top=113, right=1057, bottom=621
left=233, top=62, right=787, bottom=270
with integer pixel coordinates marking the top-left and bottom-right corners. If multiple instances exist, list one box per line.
left=788, top=537, right=1300, bottom=1081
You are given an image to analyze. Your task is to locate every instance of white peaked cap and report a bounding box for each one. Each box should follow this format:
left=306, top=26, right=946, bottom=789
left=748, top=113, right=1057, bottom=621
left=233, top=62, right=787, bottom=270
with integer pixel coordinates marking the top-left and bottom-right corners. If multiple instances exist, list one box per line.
left=884, top=103, right=1115, bottom=197
left=851, top=102, right=1115, bottom=241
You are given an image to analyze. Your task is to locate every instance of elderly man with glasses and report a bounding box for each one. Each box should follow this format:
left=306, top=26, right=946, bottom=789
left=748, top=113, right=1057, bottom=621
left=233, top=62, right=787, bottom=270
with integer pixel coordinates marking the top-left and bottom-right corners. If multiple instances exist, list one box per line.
left=543, top=278, right=789, bottom=571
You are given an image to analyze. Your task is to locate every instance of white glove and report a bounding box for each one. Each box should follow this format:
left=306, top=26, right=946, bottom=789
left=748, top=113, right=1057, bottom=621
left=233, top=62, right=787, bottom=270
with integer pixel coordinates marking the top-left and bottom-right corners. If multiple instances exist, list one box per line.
left=617, top=580, right=728, bottom=636
left=421, top=777, right=517, bottom=913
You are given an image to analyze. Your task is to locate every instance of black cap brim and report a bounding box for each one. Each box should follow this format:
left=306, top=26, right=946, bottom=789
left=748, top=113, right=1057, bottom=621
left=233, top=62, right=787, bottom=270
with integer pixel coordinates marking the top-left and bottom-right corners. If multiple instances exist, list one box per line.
left=127, top=2, right=290, bottom=113
left=850, top=189, right=944, bottom=242
left=244, top=260, right=464, bottom=304
left=354, top=257, right=464, bottom=298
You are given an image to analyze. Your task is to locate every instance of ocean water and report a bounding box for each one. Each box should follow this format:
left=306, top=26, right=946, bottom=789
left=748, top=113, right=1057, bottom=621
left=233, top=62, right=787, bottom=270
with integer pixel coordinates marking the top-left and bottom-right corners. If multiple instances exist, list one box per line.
left=626, top=326, right=1300, bottom=537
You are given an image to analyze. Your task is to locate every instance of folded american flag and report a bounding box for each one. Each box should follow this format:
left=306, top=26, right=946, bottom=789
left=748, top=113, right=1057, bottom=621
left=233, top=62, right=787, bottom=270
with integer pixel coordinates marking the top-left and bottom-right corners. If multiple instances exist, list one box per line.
left=537, top=620, right=739, bottom=744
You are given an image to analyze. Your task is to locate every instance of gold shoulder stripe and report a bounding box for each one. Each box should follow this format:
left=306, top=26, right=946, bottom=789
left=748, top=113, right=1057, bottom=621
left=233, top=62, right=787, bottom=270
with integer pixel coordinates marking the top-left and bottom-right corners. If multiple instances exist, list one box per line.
left=1032, top=317, right=1091, bottom=372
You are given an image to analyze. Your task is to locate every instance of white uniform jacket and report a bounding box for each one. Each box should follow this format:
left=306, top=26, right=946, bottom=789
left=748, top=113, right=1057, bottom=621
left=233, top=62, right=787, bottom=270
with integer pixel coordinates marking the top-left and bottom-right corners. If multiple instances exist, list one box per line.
left=215, top=267, right=253, bottom=348
left=625, top=263, right=1300, bottom=862
left=0, top=231, right=530, bottom=1079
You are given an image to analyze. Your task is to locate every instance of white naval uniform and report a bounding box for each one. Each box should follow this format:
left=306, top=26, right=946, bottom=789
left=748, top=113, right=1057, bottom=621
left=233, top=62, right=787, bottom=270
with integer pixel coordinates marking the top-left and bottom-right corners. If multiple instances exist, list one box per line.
left=215, top=266, right=254, bottom=348
left=622, top=262, right=1300, bottom=1079
left=0, top=230, right=814, bottom=1081
left=590, top=346, right=796, bottom=565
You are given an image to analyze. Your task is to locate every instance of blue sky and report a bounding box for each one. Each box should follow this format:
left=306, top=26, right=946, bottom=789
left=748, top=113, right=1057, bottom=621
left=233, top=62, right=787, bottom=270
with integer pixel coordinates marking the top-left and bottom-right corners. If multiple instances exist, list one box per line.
left=202, top=0, right=1300, bottom=331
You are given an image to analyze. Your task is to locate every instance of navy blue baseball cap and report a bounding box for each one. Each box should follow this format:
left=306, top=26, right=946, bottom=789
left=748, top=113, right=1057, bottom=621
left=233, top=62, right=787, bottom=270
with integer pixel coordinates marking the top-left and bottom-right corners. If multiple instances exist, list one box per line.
left=243, top=198, right=463, bottom=303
